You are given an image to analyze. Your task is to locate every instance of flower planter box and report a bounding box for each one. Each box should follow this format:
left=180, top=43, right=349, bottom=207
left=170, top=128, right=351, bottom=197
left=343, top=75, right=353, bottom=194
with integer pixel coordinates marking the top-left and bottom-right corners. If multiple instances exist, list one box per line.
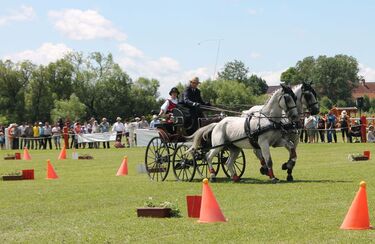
left=137, top=207, right=171, bottom=218
left=4, top=156, right=16, bottom=160
left=78, top=155, right=93, bottom=160
left=2, top=175, right=23, bottom=181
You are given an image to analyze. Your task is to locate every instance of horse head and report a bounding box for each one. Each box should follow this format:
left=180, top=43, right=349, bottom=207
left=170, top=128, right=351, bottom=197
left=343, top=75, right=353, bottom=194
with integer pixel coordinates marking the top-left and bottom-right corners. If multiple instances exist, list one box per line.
left=280, top=84, right=299, bottom=122
left=301, top=82, right=319, bottom=115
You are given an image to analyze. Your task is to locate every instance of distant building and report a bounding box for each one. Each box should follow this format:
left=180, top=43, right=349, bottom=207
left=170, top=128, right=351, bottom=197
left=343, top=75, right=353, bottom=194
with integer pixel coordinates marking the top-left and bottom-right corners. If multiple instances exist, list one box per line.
left=266, top=85, right=281, bottom=95
left=352, top=79, right=375, bottom=99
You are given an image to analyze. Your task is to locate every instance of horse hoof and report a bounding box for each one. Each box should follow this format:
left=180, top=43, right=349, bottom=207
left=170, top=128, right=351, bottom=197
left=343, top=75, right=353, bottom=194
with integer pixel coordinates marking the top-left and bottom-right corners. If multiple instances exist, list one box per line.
left=232, top=175, right=240, bottom=182
left=281, top=163, right=288, bottom=170
left=271, top=178, right=279, bottom=184
left=259, top=167, right=268, bottom=175
left=287, top=175, right=294, bottom=182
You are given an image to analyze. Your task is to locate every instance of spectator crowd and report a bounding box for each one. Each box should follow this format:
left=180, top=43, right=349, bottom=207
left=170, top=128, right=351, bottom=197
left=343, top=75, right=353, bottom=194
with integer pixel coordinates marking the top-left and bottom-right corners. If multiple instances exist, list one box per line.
left=0, top=115, right=154, bottom=150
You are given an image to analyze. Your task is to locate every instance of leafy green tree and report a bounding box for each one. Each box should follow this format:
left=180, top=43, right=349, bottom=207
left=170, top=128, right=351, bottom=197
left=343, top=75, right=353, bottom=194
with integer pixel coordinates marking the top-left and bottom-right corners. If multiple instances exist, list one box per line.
left=248, top=74, right=268, bottom=95
left=129, top=77, right=160, bottom=117
left=51, top=94, right=87, bottom=122
left=281, top=54, right=360, bottom=104
left=218, top=60, right=249, bottom=83
left=362, top=95, right=370, bottom=112
left=25, top=65, right=54, bottom=122
left=0, top=60, right=31, bottom=122
left=46, top=58, right=74, bottom=100
left=320, top=96, right=333, bottom=112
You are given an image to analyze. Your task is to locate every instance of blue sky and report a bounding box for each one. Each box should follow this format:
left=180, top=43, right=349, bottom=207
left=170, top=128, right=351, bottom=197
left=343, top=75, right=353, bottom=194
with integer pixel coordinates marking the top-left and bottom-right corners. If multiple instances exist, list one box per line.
left=1, top=0, right=374, bottom=96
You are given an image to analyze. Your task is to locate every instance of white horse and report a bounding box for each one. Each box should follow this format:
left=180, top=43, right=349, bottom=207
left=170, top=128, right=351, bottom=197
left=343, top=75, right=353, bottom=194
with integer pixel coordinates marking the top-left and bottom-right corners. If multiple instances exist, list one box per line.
left=187, top=84, right=300, bottom=183
left=243, top=82, right=319, bottom=181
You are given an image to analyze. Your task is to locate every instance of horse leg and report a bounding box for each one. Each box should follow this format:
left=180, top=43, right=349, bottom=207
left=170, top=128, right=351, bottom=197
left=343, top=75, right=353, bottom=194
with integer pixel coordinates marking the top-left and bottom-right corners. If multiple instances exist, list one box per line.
left=281, top=137, right=298, bottom=182
left=253, top=149, right=268, bottom=176
left=259, top=143, right=279, bottom=183
left=225, top=146, right=241, bottom=182
left=205, top=147, right=223, bottom=182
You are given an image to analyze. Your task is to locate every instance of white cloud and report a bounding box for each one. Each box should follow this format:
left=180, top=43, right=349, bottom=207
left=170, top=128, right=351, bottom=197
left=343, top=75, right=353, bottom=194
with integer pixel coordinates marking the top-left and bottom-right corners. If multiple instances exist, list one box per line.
left=48, top=9, right=126, bottom=41
left=117, top=43, right=210, bottom=97
left=3, top=42, right=72, bottom=64
left=250, top=52, right=261, bottom=59
left=0, top=5, right=35, bottom=26
left=359, top=63, right=375, bottom=82
left=254, top=69, right=285, bottom=86
left=118, top=43, right=144, bottom=58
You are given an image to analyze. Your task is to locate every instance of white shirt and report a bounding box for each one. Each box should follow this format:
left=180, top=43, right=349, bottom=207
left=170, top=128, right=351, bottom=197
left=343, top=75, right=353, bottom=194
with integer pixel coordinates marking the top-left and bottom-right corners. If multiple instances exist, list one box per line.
left=112, top=122, right=125, bottom=132
left=160, top=98, right=178, bottom=113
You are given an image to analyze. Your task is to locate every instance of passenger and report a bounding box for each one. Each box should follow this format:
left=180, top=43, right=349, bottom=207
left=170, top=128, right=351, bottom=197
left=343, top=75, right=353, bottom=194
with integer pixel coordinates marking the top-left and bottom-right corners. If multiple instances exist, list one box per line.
left=159, top=87, right=180, bottom=119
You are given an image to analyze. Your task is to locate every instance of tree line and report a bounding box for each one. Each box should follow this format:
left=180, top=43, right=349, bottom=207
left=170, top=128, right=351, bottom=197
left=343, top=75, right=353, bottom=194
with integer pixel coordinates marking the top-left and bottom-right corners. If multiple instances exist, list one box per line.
left=0, top=52, right=369, bottom=125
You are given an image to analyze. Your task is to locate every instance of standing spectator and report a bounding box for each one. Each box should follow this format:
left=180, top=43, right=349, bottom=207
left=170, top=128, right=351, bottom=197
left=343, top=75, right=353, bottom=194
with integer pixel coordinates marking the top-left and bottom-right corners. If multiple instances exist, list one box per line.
left=138, top=116, right=149, bottom=129
left=339, top=110, right=350, bottom=143
left=124, top=119, right=130, bottom=147
left=73, top=122, right=82, bottom=149
left=38, top=122, right=45, bottom=149
left=69, top=121, right=77, bottom=149
left=149, top=115, right=160, bottom=129
left=367, top=125, right=375, bottom=142
left=299, top=117, right=307, bottom=143
left=100, top=118, right=110, bottom=149
left=52, top=123, right=61, bottom=150
left=32, top=122, right=39, bottom=150
left=304, top=112, right=317, bottom=143
left=327, top=111, right=337, bottom=143
left=24, top=122, right=34, bottom=149
left=19, top=122, right=26, bottom=149
left=43, top=122, right=53, bottom=149
left=112, top=117, right=125, bottom=143
left=317, top=113, right=326, bottom=143
left=11, top=124, right=21, bottom=149
left=7, top=124, right=15, bottom=149
left=92, top=120, right=100, bottom=148
left=0, top=127, right=5, bottom=149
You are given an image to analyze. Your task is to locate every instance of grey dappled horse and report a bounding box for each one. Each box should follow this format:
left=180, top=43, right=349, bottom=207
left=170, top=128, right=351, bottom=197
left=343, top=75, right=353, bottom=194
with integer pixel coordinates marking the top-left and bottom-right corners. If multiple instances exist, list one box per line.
left=187, top=84, right=300, bottom=183
left=243, top=82, right=319, bottom=181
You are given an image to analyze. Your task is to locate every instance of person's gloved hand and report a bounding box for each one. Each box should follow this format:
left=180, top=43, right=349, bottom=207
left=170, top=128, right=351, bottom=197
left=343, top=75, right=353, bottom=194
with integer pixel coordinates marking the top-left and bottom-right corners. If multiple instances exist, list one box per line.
left=193, top=102, right=200, bottom=107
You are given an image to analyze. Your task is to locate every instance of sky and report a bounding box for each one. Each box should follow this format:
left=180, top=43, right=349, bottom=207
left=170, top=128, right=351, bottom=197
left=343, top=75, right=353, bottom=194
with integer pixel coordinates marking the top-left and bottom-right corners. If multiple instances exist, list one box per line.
left=1, top=0, right=375, bottom=97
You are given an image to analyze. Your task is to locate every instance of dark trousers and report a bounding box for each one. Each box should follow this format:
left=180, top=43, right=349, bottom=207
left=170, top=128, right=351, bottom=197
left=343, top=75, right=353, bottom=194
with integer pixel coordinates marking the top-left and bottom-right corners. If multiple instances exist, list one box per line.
left=44, top=136, right=52, bottom=149
left=12, top=138, right=19, bottom=150
left=327, top=129, right=337, bottom=143
left=103, top=141, right=110, bottom=148
left=116, top=132, right=123, bottom=142
left=319, top=130, right=325, bottom=142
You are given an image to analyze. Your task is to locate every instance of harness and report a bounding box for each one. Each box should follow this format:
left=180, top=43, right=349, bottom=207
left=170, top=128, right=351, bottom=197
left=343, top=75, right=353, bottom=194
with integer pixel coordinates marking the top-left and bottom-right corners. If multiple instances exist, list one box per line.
left=244, top=116, right=282, bottom=149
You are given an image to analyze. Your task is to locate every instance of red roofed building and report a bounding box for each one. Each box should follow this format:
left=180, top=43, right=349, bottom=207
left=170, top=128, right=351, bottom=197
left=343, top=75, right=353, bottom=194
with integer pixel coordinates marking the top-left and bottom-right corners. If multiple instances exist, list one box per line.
left=352, top=79, right=375, bottom=99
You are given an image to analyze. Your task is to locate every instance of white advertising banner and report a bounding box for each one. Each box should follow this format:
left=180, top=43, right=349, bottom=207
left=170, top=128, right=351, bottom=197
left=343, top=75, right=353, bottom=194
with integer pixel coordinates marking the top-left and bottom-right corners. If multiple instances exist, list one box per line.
left=135, top=129, right=159, bottom=147
left=76, top=132, right=117, bottom=143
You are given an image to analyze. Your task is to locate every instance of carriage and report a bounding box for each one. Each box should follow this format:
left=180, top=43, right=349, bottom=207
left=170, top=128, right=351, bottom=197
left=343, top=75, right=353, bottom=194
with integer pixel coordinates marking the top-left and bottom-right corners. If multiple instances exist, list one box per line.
left=144, top=105, right=246, bottom=182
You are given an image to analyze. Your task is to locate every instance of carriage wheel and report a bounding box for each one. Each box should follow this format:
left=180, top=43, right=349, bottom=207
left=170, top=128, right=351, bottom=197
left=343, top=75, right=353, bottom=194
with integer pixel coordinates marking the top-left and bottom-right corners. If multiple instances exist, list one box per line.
left=221, top=148, right=246, bottom=178
left=145, top=137, right=170, bottom=181
left=195, top=152, right=221, bottom=179
left=172, top=144, right=196, bottom=182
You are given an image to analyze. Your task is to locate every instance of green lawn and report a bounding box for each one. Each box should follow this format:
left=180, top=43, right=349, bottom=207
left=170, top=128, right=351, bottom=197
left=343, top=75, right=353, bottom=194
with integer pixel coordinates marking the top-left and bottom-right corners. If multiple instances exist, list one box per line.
left=1, top=143, right=375, bottom=243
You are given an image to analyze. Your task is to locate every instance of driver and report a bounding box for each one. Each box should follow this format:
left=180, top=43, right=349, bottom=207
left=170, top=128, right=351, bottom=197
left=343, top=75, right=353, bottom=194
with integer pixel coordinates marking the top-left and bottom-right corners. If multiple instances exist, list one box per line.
left=183, top=77, right=211, bottom=133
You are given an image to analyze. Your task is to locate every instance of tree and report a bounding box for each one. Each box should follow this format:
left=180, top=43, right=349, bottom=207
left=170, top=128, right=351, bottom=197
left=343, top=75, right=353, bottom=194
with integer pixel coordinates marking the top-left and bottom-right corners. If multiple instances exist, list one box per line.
left=281, top=54, right=360, bottom=104
left=248, top=74, right=268, bottom=95
left=218, top=60, right=249, bottom=83
left=51, top=94, right=87, bottom=122
left=200, top=79, right=256, bottom=106
left=129, top=77, right=160, bottom=117
left=0, top=60, right=31, bottom=122
left=25, top=65, right=54, bottom=122
left=218, top=60, right=268, bottom=95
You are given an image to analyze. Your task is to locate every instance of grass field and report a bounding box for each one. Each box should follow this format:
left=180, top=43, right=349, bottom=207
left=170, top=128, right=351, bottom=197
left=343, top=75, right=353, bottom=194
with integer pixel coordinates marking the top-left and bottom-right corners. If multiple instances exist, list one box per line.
left=1, top=143, right=375, bottom=243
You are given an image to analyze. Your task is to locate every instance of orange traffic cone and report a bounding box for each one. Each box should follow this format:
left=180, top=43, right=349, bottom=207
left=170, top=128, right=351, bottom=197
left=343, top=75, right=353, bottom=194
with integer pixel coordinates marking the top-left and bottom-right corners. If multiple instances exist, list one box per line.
left=340, top=181, right=371, bottom=230
left=198, top=178, right=227, bottom=223
left=23, top=147, right=32, bottom=160
left=116, top=156, right=128, bottom=176
left=46, top=160, right=59, bottom=179
left=58, top=145, right=67, bottom=160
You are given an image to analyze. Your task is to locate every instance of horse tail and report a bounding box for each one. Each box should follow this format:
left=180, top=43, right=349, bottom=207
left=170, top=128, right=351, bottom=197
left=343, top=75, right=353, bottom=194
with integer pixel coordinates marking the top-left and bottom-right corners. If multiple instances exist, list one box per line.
left=185, top=123, right=217, bottom=153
